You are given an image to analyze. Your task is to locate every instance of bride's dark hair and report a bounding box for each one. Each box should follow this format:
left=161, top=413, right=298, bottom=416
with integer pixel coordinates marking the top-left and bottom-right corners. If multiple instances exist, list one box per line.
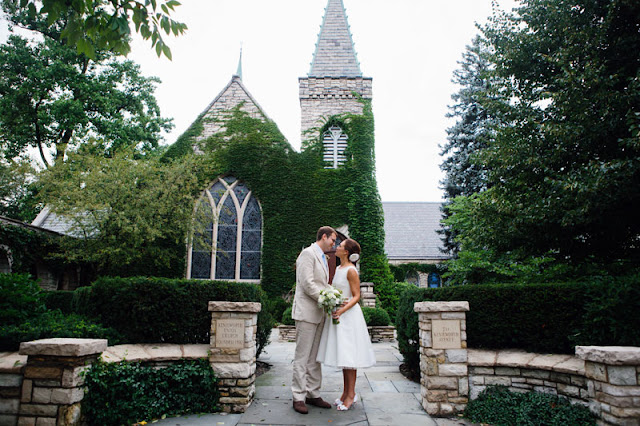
left=344, top=239, right=361, bottom=265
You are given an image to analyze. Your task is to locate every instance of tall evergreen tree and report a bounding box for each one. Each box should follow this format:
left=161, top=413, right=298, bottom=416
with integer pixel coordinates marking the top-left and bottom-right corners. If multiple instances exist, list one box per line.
left=439, top=35, right=495, bottom=255
left=443, top=0, right=640, bottom=283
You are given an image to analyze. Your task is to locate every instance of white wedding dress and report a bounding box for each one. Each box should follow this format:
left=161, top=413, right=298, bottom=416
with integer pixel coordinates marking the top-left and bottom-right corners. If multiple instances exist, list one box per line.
left=316, top=265, right=376, bottom=369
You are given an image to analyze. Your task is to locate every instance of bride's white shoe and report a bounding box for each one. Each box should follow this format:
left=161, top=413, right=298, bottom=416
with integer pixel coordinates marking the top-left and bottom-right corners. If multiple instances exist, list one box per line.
left=336, top=394, right=358, bottom=411
left=333, top=398, right=342, bottom=406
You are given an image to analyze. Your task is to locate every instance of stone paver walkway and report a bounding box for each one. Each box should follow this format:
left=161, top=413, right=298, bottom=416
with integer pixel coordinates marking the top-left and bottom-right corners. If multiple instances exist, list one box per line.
left=155, top=330, right=473, bottom=426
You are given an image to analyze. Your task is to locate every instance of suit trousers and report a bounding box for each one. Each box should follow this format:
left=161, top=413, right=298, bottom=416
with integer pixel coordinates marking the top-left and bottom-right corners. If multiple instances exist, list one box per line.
left=291, top=319, right=325, bottom=402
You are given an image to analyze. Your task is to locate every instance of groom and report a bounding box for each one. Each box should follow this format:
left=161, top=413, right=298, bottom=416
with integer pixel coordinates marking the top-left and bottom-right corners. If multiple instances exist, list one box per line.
left=291, top=226, right=337, bottom=414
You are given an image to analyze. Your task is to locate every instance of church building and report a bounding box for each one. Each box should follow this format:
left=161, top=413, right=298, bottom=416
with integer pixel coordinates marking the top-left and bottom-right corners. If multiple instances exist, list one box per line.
left=15, top=0, right=448, bottom=293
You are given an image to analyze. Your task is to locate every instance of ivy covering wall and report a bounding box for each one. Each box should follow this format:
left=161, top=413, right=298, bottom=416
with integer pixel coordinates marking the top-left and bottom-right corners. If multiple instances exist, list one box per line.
left=0, top=222, right=60, bottom=275
left=161, top=99, right=392, bottom=297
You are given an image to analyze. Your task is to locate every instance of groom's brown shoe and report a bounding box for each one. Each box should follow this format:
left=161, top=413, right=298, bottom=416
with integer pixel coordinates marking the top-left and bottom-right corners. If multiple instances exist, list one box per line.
left=293, top=400, right=308, bottom=414
left=305, top=397, right=332, bottom=409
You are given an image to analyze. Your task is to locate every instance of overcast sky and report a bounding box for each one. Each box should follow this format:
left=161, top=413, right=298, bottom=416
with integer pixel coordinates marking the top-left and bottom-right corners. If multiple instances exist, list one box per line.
left=2, top=0, right=518, bottom=202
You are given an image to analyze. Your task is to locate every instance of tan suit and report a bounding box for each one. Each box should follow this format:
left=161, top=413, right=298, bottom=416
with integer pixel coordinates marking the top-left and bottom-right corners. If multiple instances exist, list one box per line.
left=291, top=243, right=331, bottom=402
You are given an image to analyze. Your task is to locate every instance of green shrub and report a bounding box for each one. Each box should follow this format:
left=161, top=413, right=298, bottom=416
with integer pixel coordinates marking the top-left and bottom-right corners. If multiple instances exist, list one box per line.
left=83, top=359, right=219, bottom=425
left=465, top=386, right=595, bottom=425
left=42, top=290, right=75, bottom=314
left=281, top=306, right=294, bottom=326
left=395, top=286, right=427, bottom=378
left=0, top=273, right=46, bottom=326
left=572, top=274, right=640, bottom=347
left=265, top=296, right=289, bottom=326
left=362, top=306, right=391, bottom=326
left=396, top=275, right=640, bottom=379
left=0, top=311, right=123, bottom=351
left=75, top=276, right=272, bottom=356
left=374, top=280, right=413, bottom=322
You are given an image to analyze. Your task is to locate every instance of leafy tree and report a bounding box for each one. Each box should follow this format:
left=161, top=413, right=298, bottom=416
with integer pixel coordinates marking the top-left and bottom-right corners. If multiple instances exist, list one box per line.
left=2, top=0, right=186, bottom=59
left=38, top=147, right=210, bottom=277
left=0, top=32, right=173, bottom=167
left=0, top=158, right=42, bottom=221
left=444, top=0, right=640, bottom=283
left=439, top=35, right=496, bottom=255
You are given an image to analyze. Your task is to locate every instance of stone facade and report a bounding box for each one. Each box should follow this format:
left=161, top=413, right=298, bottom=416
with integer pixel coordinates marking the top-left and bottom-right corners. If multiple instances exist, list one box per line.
left=197, top=76, right=267, bottom=143
left=208, top=301, right=261, bottom=413
left=299, top=77, right=372, bottom=140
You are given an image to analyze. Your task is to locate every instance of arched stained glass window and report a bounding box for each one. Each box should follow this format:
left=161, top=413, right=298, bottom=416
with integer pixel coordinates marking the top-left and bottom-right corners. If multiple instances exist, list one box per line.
left=323, top=125, right=348, bottom=169
left=187, top=176, right=262, bottom=281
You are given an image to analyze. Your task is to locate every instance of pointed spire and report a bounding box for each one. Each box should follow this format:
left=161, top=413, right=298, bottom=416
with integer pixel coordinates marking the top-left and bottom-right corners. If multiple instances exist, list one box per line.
left=309, top=0, right=361, bottom=77
left=234, top=44, right=243, bottom=80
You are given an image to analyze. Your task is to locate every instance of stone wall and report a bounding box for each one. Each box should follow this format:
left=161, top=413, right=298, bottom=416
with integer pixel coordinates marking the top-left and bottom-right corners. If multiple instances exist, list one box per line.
left=414, top=301, right=640, bottom=425
left=299, top=77, right=373, bottom=140
left=277, top=325, right=395, bottom=343
left=0, top=352, right=25, bottom=425
left=198, top=76, right=266, bottom=143
left=576, top=346, right=640, bottom=425
left=468, top=349, right=588, bottom=404
left=0, top=302, right=261, bottom=425
left=360, top=282, right=376, bottom=308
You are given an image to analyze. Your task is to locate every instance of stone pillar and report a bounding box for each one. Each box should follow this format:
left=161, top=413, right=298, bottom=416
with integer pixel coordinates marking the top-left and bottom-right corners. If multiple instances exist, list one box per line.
left=208, top=301, right=261, bottom=413
left=576, top=346, right=640, bottom=425
left=414, top=301, right=470, bottom=417
left=360, top=282, right=376, bottom=308
left=17, top=338, right=107, bottom=425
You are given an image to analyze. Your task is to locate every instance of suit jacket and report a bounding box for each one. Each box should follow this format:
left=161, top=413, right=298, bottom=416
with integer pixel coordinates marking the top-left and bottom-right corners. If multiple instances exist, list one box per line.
left=292, top=244, right=330, bottom=324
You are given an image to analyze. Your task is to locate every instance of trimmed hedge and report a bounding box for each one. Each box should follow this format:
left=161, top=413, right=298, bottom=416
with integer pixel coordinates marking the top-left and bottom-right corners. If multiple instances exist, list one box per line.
left=396, top=275, right=640, bottom=378
left=0, top=274, right=121, bottom=351
left=362, top=306, right=391, bottom=326
left=74, top=276, right=274, bottom=356
left=83, top=359, right=219, bottom=425
left=0, top=311, right=123, bottom=351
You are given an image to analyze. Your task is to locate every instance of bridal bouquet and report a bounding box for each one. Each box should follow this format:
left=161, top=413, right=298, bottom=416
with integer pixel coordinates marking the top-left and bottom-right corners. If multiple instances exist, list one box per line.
left=318, top=287, right=343, bottom=325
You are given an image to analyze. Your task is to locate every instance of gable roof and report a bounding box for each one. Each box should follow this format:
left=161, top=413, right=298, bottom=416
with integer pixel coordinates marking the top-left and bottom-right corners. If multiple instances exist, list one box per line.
left=309, top=0, right=362, bottom=77
left=382, top=202, right=450, bottom=261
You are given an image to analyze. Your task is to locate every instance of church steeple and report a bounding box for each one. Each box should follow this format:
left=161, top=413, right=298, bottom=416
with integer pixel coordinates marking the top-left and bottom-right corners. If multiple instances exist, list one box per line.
left=235, top=46, right=243, bottom=80
left=309, top=0, right=361, bottom=77
left=299, top=0, right=372, bottom=143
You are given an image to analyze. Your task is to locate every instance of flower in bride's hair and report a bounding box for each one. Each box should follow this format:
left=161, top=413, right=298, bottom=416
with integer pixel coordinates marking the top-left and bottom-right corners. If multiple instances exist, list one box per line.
left=349, top=253, right=360, bottom=262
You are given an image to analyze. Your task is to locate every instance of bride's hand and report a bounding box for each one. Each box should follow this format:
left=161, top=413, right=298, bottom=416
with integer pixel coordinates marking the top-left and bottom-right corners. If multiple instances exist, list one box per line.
left=332, top=310, right=341, bottom=320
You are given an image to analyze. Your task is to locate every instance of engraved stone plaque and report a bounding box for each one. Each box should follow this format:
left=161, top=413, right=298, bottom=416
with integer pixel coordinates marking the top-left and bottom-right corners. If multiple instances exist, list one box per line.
left=215, top=319, right=245, bottom=349
left=431, top=320, right=461, bottom=349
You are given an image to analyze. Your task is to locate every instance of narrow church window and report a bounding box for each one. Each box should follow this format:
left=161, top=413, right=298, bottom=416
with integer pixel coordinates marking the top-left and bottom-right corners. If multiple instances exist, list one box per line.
left=323, top=125, right=348, bottom=169
left=187, top=176, right=262, bottom=282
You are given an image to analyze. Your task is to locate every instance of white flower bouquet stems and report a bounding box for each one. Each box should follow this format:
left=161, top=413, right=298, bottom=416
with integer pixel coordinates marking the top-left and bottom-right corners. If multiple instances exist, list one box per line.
left=318, top=287, right=343, bottom=324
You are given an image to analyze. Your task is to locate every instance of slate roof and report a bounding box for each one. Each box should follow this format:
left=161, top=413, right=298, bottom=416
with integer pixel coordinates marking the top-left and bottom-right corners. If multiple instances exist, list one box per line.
left=309, top=0, right=362, bottom=77
left=31, top=206, right=75, bottom=236
left=382, top=202, right=450, bottom=261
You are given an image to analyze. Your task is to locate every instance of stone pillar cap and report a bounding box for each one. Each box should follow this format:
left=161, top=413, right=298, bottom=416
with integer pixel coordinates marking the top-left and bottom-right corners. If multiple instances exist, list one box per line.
left=19, top=338, right=108, bottom=357
left=208, top=301, right=261, bottom=313
left=414, top=301, right=470, bottom=312
left=575, top=346, right=640, bottom=365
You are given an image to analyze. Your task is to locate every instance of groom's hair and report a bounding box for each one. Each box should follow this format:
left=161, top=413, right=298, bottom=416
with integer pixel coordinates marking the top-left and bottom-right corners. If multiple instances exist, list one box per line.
left=316, top=226, right=336, bottom=241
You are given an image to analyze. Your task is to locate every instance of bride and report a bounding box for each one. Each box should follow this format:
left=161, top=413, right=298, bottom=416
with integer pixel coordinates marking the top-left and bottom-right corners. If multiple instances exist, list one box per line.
left=316, top=238, right=376, bottom=411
